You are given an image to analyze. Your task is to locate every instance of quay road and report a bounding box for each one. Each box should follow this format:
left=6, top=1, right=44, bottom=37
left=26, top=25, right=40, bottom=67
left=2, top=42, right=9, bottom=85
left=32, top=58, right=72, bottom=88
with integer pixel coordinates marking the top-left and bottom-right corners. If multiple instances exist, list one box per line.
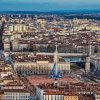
left=37, top=52, right=88, bottom=57
left=11, top=52, right=88, bottom=57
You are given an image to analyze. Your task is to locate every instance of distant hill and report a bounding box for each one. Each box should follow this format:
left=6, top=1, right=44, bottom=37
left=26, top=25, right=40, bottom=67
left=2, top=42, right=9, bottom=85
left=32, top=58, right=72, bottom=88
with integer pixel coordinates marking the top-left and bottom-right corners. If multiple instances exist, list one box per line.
left=0, top=10, right=100, bottom=14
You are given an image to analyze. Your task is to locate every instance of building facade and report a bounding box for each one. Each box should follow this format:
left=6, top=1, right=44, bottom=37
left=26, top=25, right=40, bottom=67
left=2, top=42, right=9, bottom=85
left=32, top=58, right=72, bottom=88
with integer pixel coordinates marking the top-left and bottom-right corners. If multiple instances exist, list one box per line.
left=4, top=89, right=30, bottom=100
left=14, top=61, right=70, bottom=75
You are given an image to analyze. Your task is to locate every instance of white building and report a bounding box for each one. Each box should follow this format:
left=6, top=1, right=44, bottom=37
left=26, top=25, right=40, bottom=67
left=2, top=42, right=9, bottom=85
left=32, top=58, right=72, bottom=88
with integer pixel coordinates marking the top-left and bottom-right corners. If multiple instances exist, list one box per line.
left=3, top=38, right=11, bottom=51
left=36, top=86, right=64, bottom=100
left=14, top=61, right=70, bottom=75
left=4, top=89, right=30, bottom=100
left=8, top=24, right=28, bottom=32
left=13, top=46, right=70, bottom=75
left=94, top=91, right=100, bottom=100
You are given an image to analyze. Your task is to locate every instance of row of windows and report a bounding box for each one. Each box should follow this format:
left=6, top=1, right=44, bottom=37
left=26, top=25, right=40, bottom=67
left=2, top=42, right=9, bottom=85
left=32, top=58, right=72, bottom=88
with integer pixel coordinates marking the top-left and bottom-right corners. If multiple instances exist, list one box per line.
left=16, top=64, right=69, bottom=69
left=43, top=95, right=64, bottom=100
left=65, top=96, right=78, bottom=100
left=5, top=96, right=29, bottom=100
left=4, top=98, right=29, bottom=100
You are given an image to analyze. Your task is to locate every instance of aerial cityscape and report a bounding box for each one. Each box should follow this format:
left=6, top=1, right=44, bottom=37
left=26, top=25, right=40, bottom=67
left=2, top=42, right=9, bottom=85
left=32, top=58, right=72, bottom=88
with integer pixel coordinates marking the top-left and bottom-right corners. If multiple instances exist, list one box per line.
left=0, top=0, right=100, bottom=100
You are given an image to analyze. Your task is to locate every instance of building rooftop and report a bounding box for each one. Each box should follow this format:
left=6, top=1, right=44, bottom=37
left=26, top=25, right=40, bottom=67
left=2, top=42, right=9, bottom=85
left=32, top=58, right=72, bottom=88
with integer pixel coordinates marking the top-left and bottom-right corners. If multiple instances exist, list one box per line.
left=11, top=53, right=66, bottom=63
left=4, top=89, right=29, bottom=93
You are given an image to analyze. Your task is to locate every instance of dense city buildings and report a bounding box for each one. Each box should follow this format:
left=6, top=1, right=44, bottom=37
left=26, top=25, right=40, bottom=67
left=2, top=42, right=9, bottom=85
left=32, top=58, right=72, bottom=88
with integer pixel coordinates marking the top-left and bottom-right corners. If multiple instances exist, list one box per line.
left=0, top=13, right=100, bottom=100
left=36, top=82, right=100, bottom=100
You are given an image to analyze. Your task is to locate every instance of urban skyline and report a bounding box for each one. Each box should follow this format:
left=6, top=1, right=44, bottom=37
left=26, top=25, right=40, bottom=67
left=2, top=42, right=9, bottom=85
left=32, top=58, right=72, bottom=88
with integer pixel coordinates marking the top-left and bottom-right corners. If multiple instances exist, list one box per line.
left=0, top=0, right=100, bottom=100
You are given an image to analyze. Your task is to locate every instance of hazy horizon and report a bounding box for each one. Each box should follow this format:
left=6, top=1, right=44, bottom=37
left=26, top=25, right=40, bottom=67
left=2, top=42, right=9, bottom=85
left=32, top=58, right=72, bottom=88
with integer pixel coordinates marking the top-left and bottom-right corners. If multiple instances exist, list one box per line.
left=0, top=0, right=100, bottom=11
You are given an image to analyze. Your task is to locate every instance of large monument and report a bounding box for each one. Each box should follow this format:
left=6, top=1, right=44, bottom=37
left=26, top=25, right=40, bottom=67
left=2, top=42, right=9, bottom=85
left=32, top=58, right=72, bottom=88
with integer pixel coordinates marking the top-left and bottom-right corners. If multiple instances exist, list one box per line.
left=49, top=45, right=63, bottom=79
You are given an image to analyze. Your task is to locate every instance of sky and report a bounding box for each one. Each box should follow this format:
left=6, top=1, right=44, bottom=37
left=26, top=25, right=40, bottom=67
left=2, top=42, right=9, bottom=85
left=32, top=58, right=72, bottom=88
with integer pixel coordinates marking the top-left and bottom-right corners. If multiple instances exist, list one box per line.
left=0, top=0, right=100, bottom=11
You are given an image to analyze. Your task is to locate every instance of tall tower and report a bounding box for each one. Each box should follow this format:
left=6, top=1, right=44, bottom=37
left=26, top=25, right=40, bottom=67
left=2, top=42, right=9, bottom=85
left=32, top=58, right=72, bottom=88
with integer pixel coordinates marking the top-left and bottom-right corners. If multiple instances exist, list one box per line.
left=85, top=57, right=90, bottom=73
left=54, top=45, right=58, bottom=75
left=85, top=45, right=91, bottom=73
left=89, top=45, right=92, bottom=56
left=49, top=45, right=62, bottom=79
